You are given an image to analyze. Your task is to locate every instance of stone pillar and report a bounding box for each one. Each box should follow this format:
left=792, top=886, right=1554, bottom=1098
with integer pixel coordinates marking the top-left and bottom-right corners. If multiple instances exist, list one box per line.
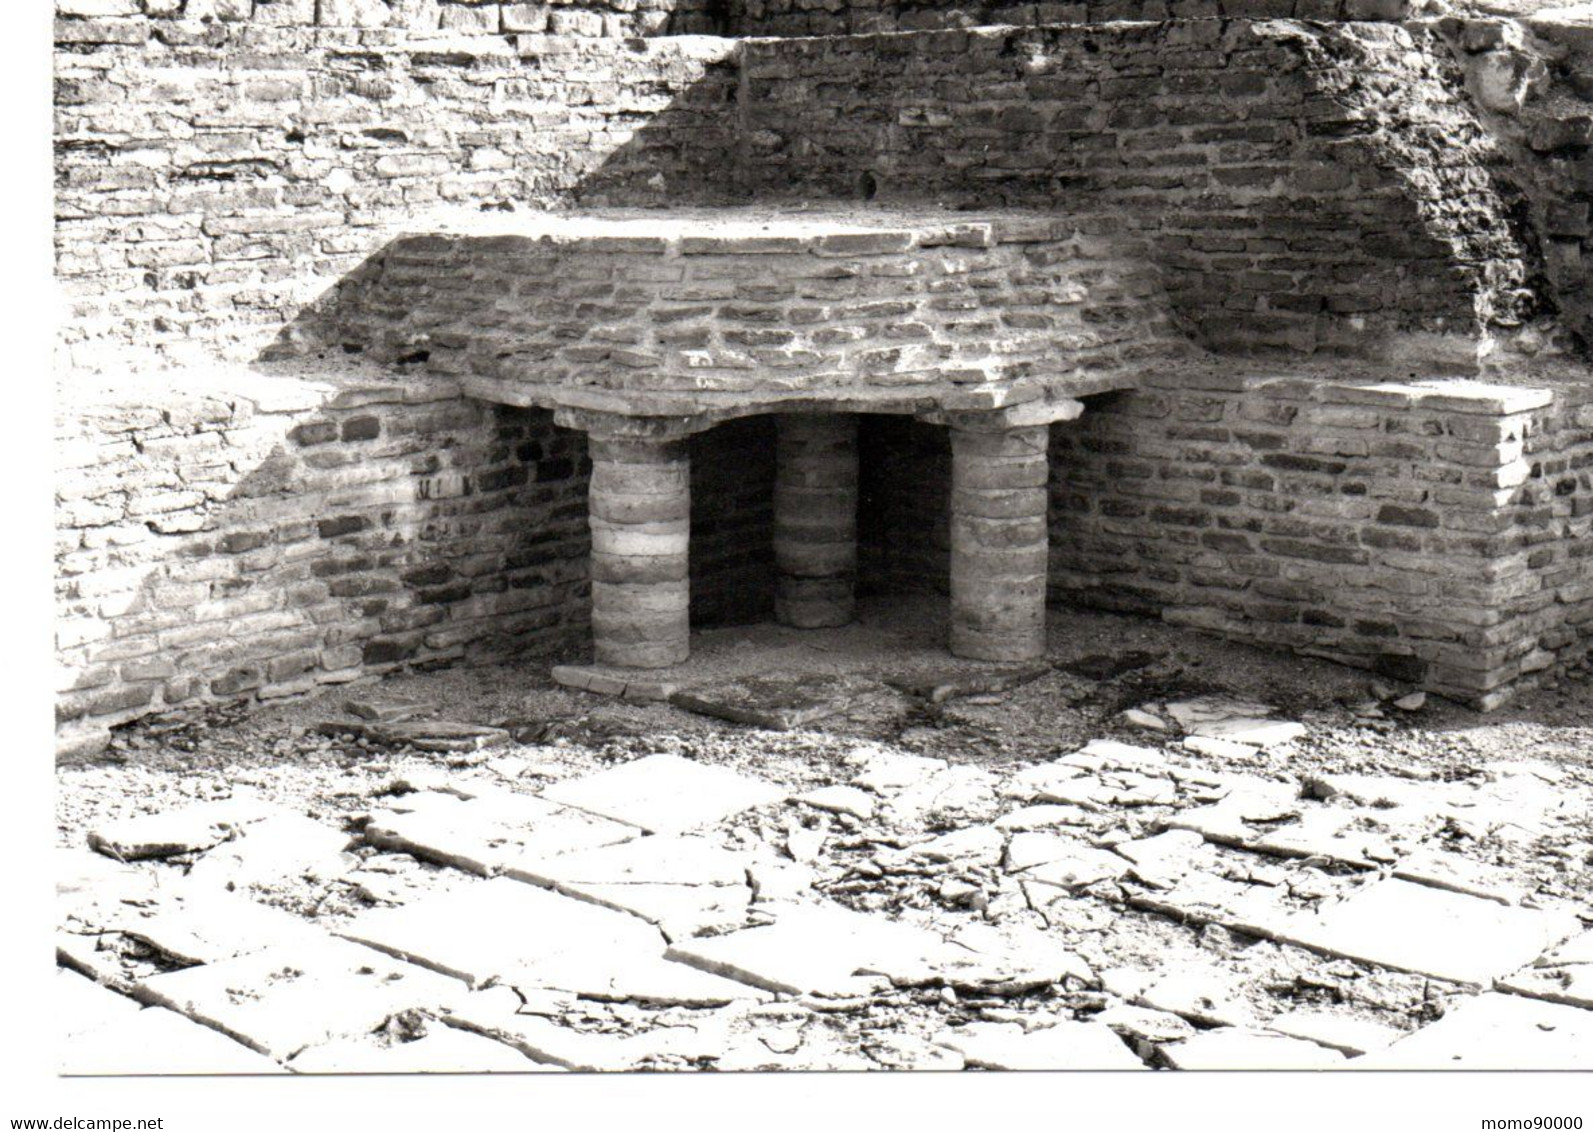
left=773, top=414, right=859, bottom=629
left=587, top=435, right=691, bottom=668
left=948, top=423, right=1050, bottom=661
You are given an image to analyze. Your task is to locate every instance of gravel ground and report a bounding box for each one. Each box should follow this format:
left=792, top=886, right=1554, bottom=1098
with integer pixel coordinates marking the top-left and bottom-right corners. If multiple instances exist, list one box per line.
left=54, top=600, right=1593, bottom=1068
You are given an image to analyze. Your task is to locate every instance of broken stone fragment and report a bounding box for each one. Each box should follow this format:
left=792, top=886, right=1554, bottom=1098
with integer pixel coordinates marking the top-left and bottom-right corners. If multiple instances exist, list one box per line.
left=910, top=826, right=1003, bottom=865
left=1356, top=993, right=1593, bottom=1070
left=1264, top=878, right=1582, bottom=987
left=1135, top=965, right=1256, bottom=1028
left=336, top=877, right=665, bottom=988
left=61, top=1006, right=288, bottom=1076
left=364, top=790, right=638, bottom=877
left=508, top=835, right=757, bottom=940
left=848, top=750, right=947, bottom=793
left=541, top=753, right=786, bottom=835
left=1120, top=708, right=1170, bottom=732
left=1266, top=1009, right=1402, bottom=1057
left=88, top=797, right=284, bottom=861
left=137, top=937, right=467, bottom=1060
left=316, top=719, right=510, bottom=753
left=933, top=1020, right=1147, bottom=1070
left=287, top=1023, right=548, bottom=1074
left=794, top=784, right=876, bottom=820
left=1161, top=1028, right=1348, bottom=1070
left=185, top=813, right=354, bottom=889
left=342, top=696, right=427, bottom=723
left=664, top=903, right=944, bottom=996
left=993, top=804, right=1092, bottom=830
left=56, top=967, right=141, bottom=1041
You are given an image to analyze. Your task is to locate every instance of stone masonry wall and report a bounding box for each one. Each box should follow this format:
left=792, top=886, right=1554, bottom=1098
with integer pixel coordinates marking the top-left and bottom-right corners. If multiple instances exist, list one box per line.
left=727, top=0, right=1419, bottom=37
left=1048, top=371, right=1591, bottom=707
left=737, top=21, right=1541, bottom=366
left=54, top=25, right=739, bottom=367
left=54, top=366, right=594, bottom=756
left=56, top=0, right=725, bottom=39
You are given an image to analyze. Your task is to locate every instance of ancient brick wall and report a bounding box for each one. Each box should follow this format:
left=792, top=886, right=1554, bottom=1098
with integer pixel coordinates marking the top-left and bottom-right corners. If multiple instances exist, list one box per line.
left=1435, top=13, right=1593, bottom=353
left=54, top=366, right=594, bottom=755
left=56, top=0, right=725, bottom=39
left=54, top=25, right=739, bottom=367
left=317, top=214, right=1190, bottom=398
left=726, top=0, right=1417, bottom=37
left=736, top=21, right=1539, bottom=366
left=1048, top=372, right=1589, bottom=707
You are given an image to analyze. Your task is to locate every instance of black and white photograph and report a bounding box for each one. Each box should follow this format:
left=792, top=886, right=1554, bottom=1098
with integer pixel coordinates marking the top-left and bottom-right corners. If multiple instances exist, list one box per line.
left=15, top=0, right=1593, bottom=1122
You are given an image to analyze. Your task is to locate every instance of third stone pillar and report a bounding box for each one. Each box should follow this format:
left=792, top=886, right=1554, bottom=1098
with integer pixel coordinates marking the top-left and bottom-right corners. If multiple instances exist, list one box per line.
left=949, top=423, right=1049, bottom=661
left=587, top=435, right=690, bottom=668
left=774, top=414, right=859, bottom=629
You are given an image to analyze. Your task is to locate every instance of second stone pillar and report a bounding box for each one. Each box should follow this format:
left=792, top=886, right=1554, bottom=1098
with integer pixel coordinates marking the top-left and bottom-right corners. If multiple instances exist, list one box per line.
left=949, top=423, right=1050, bottom=661
left=588, top=435, right=691, bottom=668
left=774, top=414, right=859, bottom=629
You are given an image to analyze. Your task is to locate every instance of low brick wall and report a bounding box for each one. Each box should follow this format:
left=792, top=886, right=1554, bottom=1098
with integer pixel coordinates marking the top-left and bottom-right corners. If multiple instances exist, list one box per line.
left=54, top=26, right=739, bottom=366
left=1049, top=371, right=1593, bottom=707
left=54, top=366, right=595, bottom=756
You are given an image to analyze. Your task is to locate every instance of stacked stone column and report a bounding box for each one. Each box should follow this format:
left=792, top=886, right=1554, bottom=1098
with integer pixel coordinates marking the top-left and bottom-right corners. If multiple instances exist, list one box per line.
left=949, top=423, right=1051, bottom=661
left=587, top=436, right=690, bottom=668
left=774, top=414, right=859, bottom=628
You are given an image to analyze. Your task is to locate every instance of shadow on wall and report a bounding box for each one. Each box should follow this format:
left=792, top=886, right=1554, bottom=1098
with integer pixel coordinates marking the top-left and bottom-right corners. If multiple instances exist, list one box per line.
left=567, top=19, right=1565, bottom=365
left=54, top=368, right=595, bottom=756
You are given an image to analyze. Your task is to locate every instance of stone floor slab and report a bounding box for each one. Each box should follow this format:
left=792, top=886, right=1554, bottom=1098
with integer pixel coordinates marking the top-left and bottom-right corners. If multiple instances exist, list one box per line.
left=287, top=1023, right=549, bottom=1073
left=60, top=1006, right=288, bottom=1076
left=1497, top=961, right=1593, bottom=1009
left=57, top=967, right=141, bottom=1039
left=849, top=750, right=946, bottom=793
left=793, top=784, right=877, bottom=820
left=1355, top=993, right=1593, bottom=1069
left=365, top=790, right=639, bottom=877
left=540, top=754, right=785, bottom=834
left=507, top=835, right=756, bottom=939
left=88, top=797, right=285, bottom=861
left=445, top=1002, right=723, bottom=1071
left=337, top=877, right=665, bottom=987
left=137, top=937, right=467, bottom=1059
left=1265, top=1009, right=1403, bottom=1056
left=114, top=885, right=325, bottom=965
left=185, top=814, right=353, bottom=889
left=1267, top=879, right=1581, bottom=986
left=505, top=949, right=772, bottom=1006
left=934, top=1021, right=1147, bottom=1070
left=664, top=904, right=943, bottom=995
left=1160, top=1028, right=1348, bottom=1070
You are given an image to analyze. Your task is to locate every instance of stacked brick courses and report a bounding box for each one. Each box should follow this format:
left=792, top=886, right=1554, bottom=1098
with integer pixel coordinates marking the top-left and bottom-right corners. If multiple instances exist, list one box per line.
left=737, top=21, right=1540, bottom=365
left=321, top=212, right=1187, bottom=405
left=1048, top=371, right=1592, bottom=706
left=56, top=0, right=725, bottom=39
left=53, top=25, right=739, bottom=366
left=727, top=0, right=1423, bottom=37
left=53, top=367, right=595, bottom=754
